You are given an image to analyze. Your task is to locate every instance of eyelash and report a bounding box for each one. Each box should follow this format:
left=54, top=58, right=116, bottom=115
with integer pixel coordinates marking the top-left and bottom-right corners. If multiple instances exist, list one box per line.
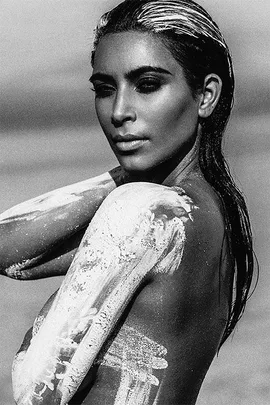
left=91, top=84, right=114, bottom=98
left=91, top=77, right=162, bottom=98
left=136, top=78, right=161, bottom=93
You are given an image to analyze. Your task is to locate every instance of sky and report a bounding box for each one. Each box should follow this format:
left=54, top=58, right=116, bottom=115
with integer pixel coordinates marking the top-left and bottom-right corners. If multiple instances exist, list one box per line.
left=1, top=0, right=270, bottom=132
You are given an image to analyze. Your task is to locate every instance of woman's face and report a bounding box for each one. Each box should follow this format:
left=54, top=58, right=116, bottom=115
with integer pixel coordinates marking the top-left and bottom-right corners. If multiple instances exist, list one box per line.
left=91, top=31, right=201, bottom=175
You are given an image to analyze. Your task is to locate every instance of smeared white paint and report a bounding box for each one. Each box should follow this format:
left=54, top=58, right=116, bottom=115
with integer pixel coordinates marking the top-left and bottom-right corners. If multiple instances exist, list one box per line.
left=96, top=325, right=168, bottom=405
left=4, top=256, right=42, bottom=279
left=0, top=171, right=114, bottom=223
left=171, top=187, right=196, bottom=221
left=12, top=182, right=197, bottom=405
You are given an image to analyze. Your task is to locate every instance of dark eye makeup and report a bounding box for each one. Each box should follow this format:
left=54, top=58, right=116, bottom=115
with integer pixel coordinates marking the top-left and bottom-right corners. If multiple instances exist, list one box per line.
left=136, top=77, right=162, bottom=94
left=90, top=83, right=115, bottom=98
left=90, top=74, right=163, bottom=98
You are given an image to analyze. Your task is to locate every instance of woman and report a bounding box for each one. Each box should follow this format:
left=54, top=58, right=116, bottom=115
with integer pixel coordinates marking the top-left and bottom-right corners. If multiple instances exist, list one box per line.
left=0, top=0, right=254, bottom=404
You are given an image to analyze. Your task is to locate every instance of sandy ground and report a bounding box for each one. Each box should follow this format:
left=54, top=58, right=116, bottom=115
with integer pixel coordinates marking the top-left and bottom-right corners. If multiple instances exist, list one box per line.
left=0, top=123, right=269, bottom=404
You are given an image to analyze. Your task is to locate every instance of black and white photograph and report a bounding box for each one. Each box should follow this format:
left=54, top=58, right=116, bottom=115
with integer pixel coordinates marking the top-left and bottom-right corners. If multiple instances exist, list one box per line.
left=0, top=1, right=269, bottom=404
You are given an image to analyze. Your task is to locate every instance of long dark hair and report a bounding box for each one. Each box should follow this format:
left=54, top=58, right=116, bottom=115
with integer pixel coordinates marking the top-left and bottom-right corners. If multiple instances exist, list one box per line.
left=91, top=0, right=254, bottom=346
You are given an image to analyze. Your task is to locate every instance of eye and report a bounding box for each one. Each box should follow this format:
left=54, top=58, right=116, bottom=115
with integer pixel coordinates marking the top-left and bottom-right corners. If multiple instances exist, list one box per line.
left=136, top=77, right=161, bottom=94
left=91, top=83, right=115, bottom=98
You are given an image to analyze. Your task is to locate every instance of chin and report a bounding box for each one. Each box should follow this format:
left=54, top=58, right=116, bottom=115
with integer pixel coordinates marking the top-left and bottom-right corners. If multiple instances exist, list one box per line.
left=117, top=155, right=156, bottom=174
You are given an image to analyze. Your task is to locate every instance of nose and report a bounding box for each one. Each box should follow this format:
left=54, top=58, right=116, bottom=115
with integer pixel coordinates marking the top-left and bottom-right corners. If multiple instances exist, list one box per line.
left=111, top=88, right=136, bottom=127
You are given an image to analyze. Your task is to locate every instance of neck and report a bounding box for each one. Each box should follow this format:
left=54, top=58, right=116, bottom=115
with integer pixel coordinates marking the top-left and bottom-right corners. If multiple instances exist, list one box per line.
left=162, top=136, right=200, bottom=186
left=122, top=137, right=200, bottom=185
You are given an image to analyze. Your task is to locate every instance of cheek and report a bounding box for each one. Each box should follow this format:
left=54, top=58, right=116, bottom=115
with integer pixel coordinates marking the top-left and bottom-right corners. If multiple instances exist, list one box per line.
left=95, top=101, right=111, bottom=132
left=144, top=92, right=197, bottom=133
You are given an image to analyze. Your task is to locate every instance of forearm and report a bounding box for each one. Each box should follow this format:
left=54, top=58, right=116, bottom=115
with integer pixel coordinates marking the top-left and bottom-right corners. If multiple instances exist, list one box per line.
left=0, top=168, right=122, bottom=277
left=3, top=230, right=85, bottom=280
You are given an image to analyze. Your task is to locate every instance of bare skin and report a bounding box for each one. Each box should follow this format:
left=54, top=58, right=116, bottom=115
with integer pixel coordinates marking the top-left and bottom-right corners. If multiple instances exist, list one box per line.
left=70, top=172, right=232, bottom=405
left=0, top=31, right=231, bottom=404
left=0, top=167, right=123, bottom=279
left=10, top=160, right=232, bottom=405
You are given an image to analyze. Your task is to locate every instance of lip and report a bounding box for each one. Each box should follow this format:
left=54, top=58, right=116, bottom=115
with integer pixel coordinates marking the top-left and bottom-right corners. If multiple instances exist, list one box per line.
left=112, top=134, right=148, bottom=152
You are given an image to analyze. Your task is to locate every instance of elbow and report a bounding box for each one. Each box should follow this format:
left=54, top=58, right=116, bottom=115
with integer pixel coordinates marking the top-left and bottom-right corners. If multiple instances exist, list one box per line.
left=1, top=259, right=38, bottom=280
left=1, top=265, right=28, bottom=280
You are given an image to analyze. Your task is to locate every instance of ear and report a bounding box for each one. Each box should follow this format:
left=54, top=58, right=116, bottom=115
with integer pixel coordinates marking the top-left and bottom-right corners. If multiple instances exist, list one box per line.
left=198, top=74, right=222, bottom=118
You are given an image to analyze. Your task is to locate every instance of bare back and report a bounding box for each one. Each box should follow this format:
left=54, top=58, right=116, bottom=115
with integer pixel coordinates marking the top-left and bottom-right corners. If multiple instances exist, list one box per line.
left=68, top=171, right=232, bottom=405
left=11, top=166, right=233, bottom=405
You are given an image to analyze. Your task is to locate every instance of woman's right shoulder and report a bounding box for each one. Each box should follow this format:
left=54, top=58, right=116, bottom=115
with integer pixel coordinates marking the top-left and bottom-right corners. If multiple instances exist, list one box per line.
left=174, top=174, right=226, bottom=233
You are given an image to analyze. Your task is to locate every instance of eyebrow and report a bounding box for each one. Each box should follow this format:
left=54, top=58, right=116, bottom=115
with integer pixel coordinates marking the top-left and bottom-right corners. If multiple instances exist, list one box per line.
left=89, top=65, right=172, bottom=83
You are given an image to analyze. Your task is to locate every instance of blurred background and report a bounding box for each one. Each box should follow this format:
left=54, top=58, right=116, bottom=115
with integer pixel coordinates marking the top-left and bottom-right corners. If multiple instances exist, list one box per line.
left=0, top=1, right=269, bottom=403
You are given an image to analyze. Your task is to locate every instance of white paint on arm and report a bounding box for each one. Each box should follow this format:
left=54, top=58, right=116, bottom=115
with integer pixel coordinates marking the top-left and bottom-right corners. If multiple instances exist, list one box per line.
left=12, top=182, right=196, bottom=405
left=0, top=170, right=115, bottom=223
left=0, top=170, right=120, bottom=278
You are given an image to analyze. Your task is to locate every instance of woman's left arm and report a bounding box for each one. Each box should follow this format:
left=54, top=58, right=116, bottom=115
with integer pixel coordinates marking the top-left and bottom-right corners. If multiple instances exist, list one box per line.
left=12, top=182, right=196, bottom=405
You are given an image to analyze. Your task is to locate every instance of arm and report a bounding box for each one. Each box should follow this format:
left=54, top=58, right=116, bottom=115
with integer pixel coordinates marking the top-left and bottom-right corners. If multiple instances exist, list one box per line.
left=12, top=182, right=195, bottom=405
left=0, top=167, right=124, bottom=279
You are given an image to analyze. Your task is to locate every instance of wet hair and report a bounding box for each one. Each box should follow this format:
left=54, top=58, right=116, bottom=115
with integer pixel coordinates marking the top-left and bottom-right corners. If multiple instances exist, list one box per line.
left=91, top=0, right=254, bottom=346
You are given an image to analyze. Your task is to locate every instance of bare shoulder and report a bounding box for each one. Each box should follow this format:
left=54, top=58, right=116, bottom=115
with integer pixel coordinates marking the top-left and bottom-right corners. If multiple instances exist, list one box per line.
left=103, top=177, right=230, bottom=321
left=105, top=176, right=226, bottom=250
left=123, top=178, right=232, bottom=403
left=171, top=174, right=231, bottom=301
left=176, top=174, right=227, bottom=256
left=72, top=179, right=232, bottom=405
